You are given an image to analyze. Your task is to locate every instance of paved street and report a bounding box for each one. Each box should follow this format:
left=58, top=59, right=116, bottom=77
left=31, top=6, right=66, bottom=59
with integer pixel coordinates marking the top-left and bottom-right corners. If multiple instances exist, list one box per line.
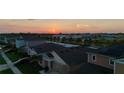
left=0, top=51, right=22, bottom=74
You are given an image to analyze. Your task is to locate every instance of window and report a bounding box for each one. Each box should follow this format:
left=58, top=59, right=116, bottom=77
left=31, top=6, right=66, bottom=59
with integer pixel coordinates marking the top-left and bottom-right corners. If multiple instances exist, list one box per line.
left=93, top=56, right=96, bottom=60
left=109, top=59, right=114, bottom=65
left=92, top=55, right=96, bottom=62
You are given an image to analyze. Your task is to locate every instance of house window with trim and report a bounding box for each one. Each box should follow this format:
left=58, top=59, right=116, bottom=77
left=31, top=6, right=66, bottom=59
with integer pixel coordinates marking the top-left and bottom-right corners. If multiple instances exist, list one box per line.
left=92, top=55, right=96, bottom=62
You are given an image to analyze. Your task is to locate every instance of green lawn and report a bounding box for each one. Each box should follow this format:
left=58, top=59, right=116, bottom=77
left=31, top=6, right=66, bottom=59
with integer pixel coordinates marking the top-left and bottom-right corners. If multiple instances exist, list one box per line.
left=15, top=62, right=43, bottom=74
left=0, top=55, right=6, bottom=64
left=0, top=69, right=13, bottom=74
left=6, top=52, right=21, bottom=62
left=6, top=50, right=28, bottom=62
left=0, top=45, right=5, bottom=48
left=2, top=45, right=12, bottom=51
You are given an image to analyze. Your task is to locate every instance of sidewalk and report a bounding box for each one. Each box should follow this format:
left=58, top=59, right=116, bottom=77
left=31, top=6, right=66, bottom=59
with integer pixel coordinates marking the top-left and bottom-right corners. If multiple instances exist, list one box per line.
left=0, top=51, right=22, bottom=74
left=0, top=64, right=9, bottom=71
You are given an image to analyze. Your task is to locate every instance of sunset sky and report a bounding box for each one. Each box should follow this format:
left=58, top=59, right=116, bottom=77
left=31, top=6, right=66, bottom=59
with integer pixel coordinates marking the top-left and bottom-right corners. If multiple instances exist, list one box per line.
left=0, top=19, right=124, bottom=34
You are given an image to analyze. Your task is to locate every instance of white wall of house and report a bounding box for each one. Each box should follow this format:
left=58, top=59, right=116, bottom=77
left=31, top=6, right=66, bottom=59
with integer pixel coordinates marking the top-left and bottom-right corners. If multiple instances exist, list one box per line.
left=51, top=51, right=70, bottom=73
left=87, top=52, right=114, bottom=69
left=16, top=39, right=26, bottom=48
left=51, top=51, right=67, bottom=65
left=114, top=59, right=124, bottom=74
left=40, top=51, right=70, bottom=73
left=26, top=47, right=37, bottom=56
left=51, top=61, right=69, bottom=73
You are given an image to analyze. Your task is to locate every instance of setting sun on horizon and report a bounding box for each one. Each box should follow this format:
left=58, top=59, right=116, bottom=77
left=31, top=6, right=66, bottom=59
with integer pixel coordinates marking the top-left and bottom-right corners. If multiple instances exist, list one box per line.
left=48, top=24, right=61, bottom=34
left=48, top=28, right=60, bottom=34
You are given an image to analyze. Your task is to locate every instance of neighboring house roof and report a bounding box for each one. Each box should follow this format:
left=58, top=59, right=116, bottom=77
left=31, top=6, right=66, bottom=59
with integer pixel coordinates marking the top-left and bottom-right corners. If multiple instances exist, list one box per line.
left=22, top=35, right=43, bottom=41
left=87, top=45, right=124, bottom=58
left=26, top=40, right=45, bottom=47
left=8, top=38, right=16, bottom=42
left=98, top=45, right=124, bottom=58
left=55, top=47, right=87, bottom=66
left=21, top=35, right=45, bottom=47
left=31, top=43, right=98, bottom=66
left=31, top=43, right=66, bottom=54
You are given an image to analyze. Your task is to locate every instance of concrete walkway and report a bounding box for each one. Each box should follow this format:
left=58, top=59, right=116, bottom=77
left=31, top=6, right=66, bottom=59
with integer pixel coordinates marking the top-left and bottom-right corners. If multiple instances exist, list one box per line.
left=13, top=57, right=29, bottom=64
left=4, top=48, right=12, bottom=53
left=0, top=51, right=22, bottom=74
left=0, top=64, right=9, bottom=71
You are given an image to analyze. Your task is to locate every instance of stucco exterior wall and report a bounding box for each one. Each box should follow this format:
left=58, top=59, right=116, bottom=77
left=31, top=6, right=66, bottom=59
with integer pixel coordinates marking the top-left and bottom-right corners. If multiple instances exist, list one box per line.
left=16, top=39, right=26, bottom=48
left=52, top=62, right=70, bottom=74
left=115, top=64, right=124, bottom=74
left=51, top=51, right=70, bottom=73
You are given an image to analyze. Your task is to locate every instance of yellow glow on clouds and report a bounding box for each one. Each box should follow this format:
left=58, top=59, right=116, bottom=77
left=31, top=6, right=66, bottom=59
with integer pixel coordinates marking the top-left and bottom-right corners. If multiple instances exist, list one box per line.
left=76, top=24, right=89, bottom=28
left=0, top=19, right=124, bottom=33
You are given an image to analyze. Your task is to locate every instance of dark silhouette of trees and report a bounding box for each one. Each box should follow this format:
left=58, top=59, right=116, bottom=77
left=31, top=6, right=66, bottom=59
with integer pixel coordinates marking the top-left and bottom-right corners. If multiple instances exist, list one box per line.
left=61, top=37, right=66, bottom=43
left=84, top=38, right=92, bottom=46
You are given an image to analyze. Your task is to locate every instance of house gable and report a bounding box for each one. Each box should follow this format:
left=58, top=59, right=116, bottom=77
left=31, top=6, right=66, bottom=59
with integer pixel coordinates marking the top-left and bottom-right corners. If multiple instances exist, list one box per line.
left=51, top=51, right=67, bottom=65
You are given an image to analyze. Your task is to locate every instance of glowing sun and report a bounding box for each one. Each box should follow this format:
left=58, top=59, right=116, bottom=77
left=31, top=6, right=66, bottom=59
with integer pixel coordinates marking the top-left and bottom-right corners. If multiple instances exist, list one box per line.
left=48, top=24, right=60, bottom=34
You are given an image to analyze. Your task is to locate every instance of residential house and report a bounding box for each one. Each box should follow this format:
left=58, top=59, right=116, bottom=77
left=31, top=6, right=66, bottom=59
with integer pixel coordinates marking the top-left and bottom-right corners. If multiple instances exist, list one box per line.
left=26, top=42, right=113, bottom=74
left=87, top=45, right=124, bottom=70
left=27, top=43, right=88, bottom=73
left=16, top=38, right=26, bottom=48
left=1, top=36, right=20, bottom=46
left=15, top=35, right=45, bottom=53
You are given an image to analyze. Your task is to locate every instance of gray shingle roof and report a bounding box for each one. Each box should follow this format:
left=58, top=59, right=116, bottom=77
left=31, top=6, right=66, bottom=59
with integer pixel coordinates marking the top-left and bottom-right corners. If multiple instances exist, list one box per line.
left=87, top=45, right=124, bottom=58
left=55, top=47, right=88, bottom=66
left=31, top=43, right=66, bottom=54
left=31, top=43, right=97, bottom=66
left=98, top=45, right=124, bottom=58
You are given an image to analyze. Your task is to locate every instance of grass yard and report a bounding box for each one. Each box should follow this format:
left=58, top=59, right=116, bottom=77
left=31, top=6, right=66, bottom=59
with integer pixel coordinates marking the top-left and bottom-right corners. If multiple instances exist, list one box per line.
left=0, top=55, right=6, bottom=64
left=0, top=45, right=5, bottom=48
left=2, top=45, right=12, bottom=51
left=0, top=69, right=13, bottom=74
left=6, top=49, right=29, bottom=62
left=6, top=51, right=21, bottom=62
left=15, top=60, right=43, bottom=74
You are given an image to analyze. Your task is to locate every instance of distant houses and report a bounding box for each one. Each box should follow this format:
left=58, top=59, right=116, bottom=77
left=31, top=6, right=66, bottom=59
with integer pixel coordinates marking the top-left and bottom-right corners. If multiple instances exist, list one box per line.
left=26, top=42, right=114, bottom=73
left=0, top=35, right=20, bottom=46
left=1, top=34, right=124, bottom=74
